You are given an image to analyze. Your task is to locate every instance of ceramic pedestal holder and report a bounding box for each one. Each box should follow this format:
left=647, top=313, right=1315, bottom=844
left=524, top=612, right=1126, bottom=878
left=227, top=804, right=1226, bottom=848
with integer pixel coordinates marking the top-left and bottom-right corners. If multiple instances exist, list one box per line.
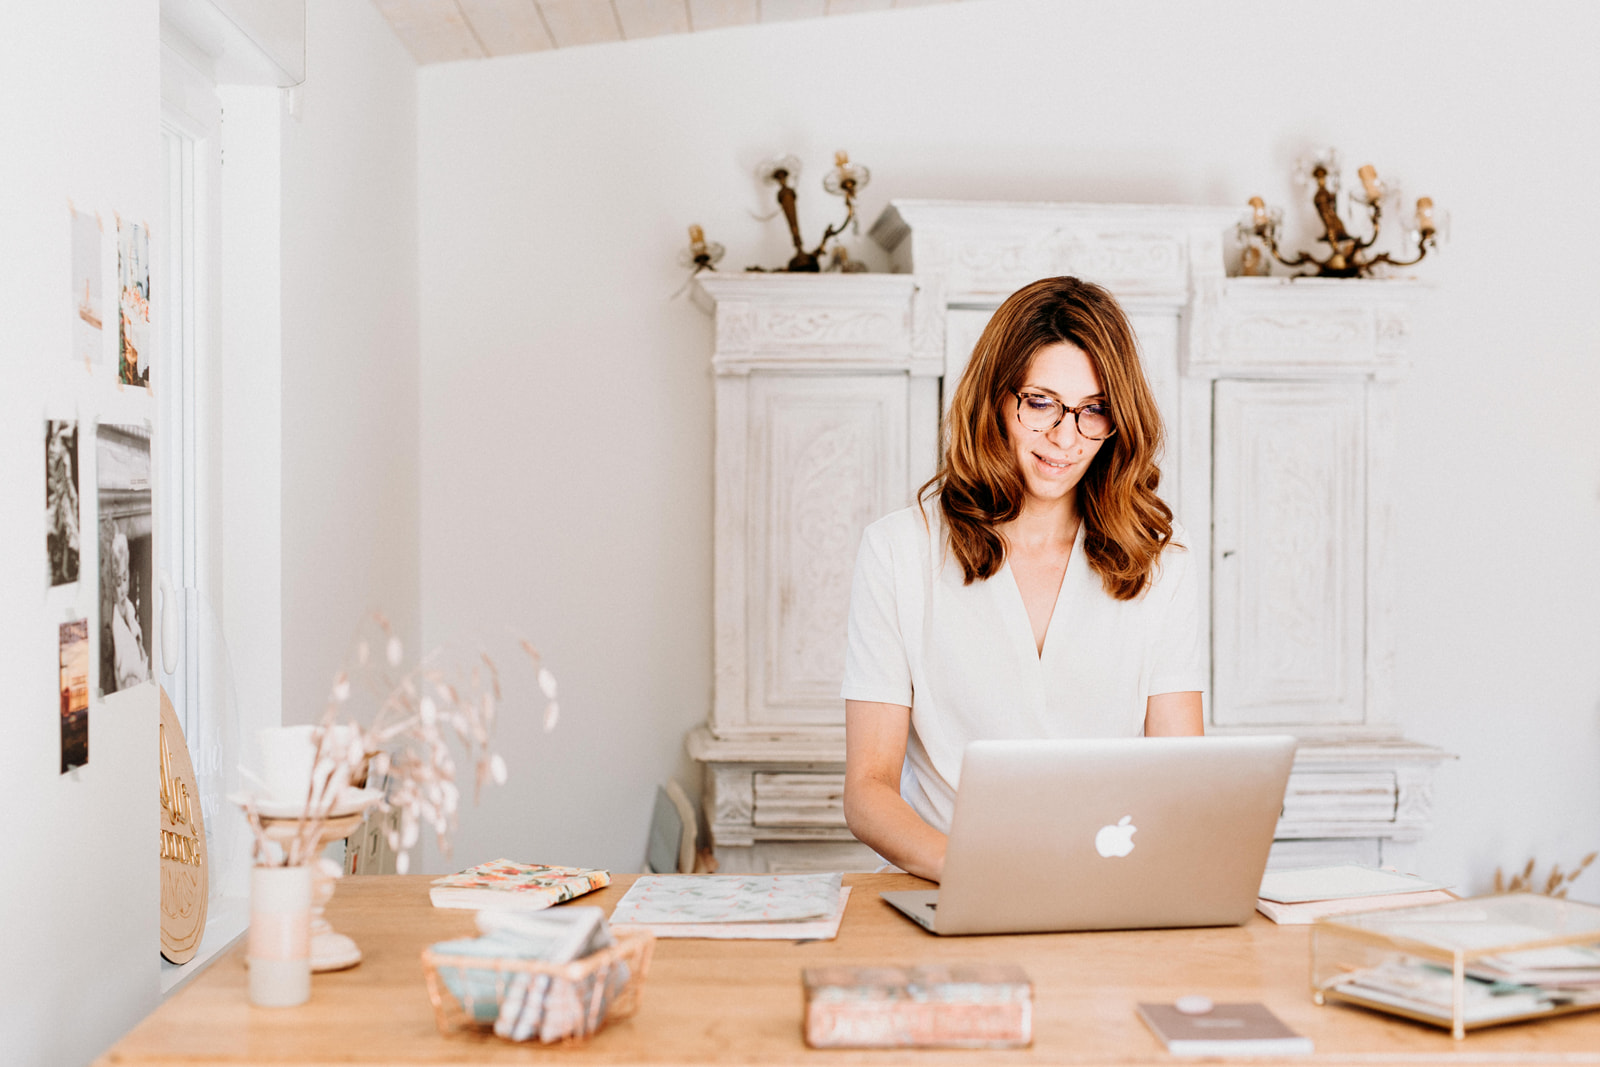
left=249, top=865, right=312, bottom=1007
left=258, top=811, right=369, bottom=972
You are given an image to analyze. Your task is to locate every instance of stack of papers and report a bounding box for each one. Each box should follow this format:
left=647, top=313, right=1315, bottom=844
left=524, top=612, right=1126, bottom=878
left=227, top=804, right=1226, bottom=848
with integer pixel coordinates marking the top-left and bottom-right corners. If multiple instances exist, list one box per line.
left=1256, top=865, right=1454, bottom=924
left=1468, top=945, right=1600, bottom=989
left=1326, top=957, right=1600, bottom=1025
left=610, top=872, right=850, bottom=940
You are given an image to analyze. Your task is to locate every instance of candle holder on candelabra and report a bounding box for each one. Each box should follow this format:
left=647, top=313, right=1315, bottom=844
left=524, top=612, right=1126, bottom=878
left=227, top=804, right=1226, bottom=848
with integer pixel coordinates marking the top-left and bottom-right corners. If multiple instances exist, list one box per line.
left=1240, top=148, right=1446, bottom=279
left=672, top=224, right=726, bottom=298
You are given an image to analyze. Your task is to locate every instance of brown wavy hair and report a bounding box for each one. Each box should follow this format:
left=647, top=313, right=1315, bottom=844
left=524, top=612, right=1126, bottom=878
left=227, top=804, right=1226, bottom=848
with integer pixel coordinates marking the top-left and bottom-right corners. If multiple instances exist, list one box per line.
left=919, top=276, right=1174, bottom=600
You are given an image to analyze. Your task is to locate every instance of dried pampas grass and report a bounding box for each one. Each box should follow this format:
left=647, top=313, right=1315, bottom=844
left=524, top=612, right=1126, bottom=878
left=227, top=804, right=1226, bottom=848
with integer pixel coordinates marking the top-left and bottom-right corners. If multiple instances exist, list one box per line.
left=1493, top=852, right=1597, bottom=897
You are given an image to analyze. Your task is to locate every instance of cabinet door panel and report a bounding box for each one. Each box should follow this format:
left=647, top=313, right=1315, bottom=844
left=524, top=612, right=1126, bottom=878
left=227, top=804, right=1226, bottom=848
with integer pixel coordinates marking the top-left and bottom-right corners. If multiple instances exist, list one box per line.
left=748, top=375, right=908, bottom=725
left=943, top=307, right=993, bottom=413
left=1128, top=311, right=1181, bottom=495
left=1212, top=380, right=1365, bottom=726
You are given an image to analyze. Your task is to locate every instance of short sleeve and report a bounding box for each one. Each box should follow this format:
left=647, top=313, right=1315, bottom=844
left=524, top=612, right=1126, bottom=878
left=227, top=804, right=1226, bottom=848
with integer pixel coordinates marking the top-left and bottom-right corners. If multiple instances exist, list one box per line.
left=1147, top=541, right=1208, bottom=696
left=840, top=520, right=914, bottom=707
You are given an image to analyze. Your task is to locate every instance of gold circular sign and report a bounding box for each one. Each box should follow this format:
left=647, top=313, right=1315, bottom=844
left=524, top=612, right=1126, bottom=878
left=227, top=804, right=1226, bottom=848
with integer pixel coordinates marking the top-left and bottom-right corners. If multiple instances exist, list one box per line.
left=159, top=687, right=209, bottom=964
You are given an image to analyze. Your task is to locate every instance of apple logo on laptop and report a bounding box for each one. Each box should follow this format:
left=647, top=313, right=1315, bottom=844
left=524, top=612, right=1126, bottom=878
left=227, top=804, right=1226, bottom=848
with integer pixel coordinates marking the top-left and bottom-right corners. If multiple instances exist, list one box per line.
left=1094, top=815, right=1137, bottom=858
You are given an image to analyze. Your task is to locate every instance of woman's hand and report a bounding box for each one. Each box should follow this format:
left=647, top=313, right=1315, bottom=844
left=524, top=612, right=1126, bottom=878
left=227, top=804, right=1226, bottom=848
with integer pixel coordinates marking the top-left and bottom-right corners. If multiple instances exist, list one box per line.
left=1145, top=691, right=1204, bottom=736
left=843, top=700, right=948, bottom=882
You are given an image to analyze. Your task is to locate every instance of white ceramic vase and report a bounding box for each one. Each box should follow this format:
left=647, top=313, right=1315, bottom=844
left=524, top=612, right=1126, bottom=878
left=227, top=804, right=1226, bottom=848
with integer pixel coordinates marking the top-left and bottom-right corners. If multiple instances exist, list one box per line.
left=249, top=865, right=312, bottom=1007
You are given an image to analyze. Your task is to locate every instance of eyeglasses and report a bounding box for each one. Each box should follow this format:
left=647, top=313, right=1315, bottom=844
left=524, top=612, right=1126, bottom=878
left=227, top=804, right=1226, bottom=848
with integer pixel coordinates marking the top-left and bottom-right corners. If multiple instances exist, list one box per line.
left=1013, top=391, right=1116, bottom=440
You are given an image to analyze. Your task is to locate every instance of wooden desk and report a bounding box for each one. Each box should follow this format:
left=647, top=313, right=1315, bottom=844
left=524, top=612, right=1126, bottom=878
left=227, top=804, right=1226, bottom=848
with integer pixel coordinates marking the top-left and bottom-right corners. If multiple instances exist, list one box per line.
left=101, top=873, right=1600, bottom=1065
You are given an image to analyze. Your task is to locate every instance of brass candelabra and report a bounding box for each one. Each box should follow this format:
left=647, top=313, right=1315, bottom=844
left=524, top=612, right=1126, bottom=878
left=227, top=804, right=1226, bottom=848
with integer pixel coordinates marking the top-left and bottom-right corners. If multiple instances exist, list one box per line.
left=751, top=150, right=870, bottom=273
left=1241, top=149, right=1444, bottom=279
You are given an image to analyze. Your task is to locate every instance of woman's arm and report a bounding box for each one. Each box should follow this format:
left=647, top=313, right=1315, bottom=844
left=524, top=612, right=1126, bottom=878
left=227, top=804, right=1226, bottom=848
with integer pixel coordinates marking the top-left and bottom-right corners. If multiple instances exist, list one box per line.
left=1145, top=691, right=1204, bottom=736
left=843, top=699, right=948, bottom=882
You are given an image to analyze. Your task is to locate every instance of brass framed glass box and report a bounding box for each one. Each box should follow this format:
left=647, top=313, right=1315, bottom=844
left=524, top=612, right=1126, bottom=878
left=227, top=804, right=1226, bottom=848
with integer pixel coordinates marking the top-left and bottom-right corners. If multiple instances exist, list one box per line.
left=1313, top=893, right=1600, bottom=1039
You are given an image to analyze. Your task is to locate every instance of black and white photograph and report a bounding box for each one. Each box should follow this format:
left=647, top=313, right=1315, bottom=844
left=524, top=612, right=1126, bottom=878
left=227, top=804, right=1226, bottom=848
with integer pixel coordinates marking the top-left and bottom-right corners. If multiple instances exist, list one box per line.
left=72, top=204, right=101, bottom=367
left=97, top=422, right=152, bottom=696
left=59, top=618, right=89, bottom=773
left=46, top=420, right=80, bottom=587
left=116, top=216, right=150, bottom=387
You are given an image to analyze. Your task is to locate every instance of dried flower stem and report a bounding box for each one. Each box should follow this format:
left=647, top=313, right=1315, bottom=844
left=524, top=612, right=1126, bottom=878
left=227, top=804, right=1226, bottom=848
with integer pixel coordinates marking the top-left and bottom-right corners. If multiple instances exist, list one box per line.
left=241, top=613, right=557, bottom=871
left=1494, top=852, right=1597, bottom=898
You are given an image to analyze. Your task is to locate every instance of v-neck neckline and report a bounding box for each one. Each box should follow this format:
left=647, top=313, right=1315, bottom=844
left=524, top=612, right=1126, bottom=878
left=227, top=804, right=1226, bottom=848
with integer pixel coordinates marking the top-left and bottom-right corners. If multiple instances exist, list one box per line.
left=999, top=522, right=1084, bottom=662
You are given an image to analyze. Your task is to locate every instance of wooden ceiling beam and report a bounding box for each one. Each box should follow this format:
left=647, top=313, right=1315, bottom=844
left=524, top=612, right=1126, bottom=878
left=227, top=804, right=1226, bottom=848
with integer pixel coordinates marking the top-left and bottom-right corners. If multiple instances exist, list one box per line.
left=614, top=0, right=691, bottom=39
left=758, top=0, right=825, bottom=23
left=456, top=0, right=555, bottom=56
left=372, top=0, right=486, bottom=63
left=371, top=0, right=966, bottom=63
left=687, top=0, right=758, bottom=31
left=537, top=1, right=624, bottom=47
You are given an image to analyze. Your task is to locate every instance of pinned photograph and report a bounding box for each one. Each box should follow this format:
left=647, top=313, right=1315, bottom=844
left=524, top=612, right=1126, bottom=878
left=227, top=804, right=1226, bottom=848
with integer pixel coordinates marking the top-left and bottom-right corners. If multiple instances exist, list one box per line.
left=72, top=205, right=102, bottom=367
left=46, top=420, right=80, bottom=587
left=98, top=423, right=152, bottom=695
left=60, top=618, right=89, bottom=773
left=117, top=217, right=151, bottom=387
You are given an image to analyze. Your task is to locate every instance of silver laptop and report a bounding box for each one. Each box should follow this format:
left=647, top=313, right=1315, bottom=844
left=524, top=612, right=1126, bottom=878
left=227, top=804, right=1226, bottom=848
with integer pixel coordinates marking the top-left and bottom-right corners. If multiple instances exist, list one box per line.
left=882, top=735, right=1296, bottom=935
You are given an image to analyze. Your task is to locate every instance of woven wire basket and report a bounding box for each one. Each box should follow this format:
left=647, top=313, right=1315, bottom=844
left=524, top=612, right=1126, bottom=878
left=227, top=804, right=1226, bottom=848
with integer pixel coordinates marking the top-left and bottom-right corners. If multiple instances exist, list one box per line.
left=422, top=929, right=655, bottom=1045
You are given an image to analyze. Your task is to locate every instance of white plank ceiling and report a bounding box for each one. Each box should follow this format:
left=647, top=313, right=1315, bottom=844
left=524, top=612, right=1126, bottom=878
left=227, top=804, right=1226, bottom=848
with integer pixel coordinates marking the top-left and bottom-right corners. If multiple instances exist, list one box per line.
left=372, top=0, right=966, bottom=63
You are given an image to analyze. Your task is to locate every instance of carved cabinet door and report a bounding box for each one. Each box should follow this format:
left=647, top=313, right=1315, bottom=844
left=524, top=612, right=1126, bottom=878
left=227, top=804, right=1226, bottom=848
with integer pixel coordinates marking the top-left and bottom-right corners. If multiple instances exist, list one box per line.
left=738, top=373, right=910, bottom=729
left=1211, top=378, right=1367, bottom=727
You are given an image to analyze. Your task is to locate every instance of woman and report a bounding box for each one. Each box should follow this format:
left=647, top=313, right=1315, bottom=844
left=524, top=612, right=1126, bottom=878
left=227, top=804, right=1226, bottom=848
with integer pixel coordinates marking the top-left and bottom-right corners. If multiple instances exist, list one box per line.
left=840, top=276, right=1205, bottom=882
left=108, top=531, right=150, bottom=691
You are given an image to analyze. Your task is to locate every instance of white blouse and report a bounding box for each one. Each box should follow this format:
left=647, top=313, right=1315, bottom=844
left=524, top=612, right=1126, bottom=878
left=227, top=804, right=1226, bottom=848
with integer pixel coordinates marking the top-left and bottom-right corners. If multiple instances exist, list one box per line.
left=839, top=502, right=1206, bottom=834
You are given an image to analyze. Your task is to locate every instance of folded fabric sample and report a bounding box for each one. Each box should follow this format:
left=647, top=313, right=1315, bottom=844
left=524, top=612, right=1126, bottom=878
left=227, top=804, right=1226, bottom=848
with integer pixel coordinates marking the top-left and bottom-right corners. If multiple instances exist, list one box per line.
left=427, top=906, right=625, bottom=1041
left=428, top=935, right=525, bottom=1023
left=477, top=906, right=612, bottom=962
left=613, top=888, right=851, bottom=940
left=431, top=860, right=611, bottom=910
left=609, top=872, right=843, bottom=925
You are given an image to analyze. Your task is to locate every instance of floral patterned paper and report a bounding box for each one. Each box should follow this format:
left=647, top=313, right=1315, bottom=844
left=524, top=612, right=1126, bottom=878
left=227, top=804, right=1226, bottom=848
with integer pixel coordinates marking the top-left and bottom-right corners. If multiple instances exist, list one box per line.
left=612, top=888, right=851, bottom=940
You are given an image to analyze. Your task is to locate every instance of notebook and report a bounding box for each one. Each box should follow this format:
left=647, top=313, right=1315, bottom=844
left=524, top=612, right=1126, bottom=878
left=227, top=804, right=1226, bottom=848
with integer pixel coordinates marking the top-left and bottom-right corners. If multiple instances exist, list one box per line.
left=429, top=860, right=610, bottom=911
left=1137, top=1002, right=1312, bottom=1056
left=881, top=735, right=1296, bottom=935
left=1255, top=864, right=1454, bottom=924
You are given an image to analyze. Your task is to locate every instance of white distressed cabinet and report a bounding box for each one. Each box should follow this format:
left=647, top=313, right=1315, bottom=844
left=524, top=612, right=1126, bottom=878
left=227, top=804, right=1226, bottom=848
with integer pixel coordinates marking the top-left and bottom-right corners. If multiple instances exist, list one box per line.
left=689, top=202, right=1451, bottom=873
left=688, top=273, right=938, bottom=872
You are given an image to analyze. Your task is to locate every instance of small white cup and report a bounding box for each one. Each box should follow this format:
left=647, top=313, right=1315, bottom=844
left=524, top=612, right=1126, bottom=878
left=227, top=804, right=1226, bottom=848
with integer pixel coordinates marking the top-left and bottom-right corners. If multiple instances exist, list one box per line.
left=255, top=724, right=353, bottom=809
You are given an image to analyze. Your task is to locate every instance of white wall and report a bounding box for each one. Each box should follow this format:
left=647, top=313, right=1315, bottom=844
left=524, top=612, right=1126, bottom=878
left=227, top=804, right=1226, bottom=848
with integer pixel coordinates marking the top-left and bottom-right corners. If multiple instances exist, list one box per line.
left=418, top=0, right=1600, bottom=890
left=0, top=2, right=418, bottom=1060
left=0, top=3, right=164, bottom=1063
left=278, top=0, right=421, bottom=725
